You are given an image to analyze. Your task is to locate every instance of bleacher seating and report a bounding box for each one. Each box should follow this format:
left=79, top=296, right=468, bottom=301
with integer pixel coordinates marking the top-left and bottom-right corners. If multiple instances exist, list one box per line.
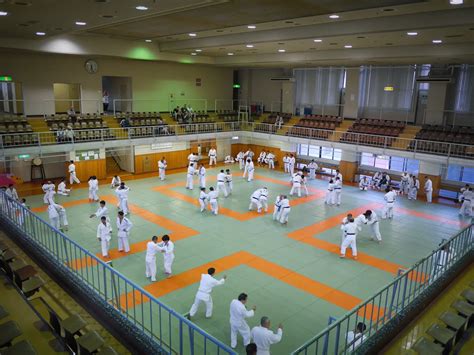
left=340, top=118, right=405, bottom=147
left=217, top=110, right=239, bottom=122
left=286, top=115, right=341, bottom=140
left=408, top=125, right=474, bottom=156
left=115, top=111, right=163, bottom=126
left=0, top=114, right=32, bottom=134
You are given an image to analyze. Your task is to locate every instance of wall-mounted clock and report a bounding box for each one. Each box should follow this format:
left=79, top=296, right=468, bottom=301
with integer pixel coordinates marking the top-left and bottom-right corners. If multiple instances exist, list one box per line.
left=85, top=59, right=98, bottom=74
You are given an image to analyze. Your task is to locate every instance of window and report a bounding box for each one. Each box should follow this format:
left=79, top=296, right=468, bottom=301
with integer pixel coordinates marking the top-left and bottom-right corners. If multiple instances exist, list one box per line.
left=446, top=165, right=462, bottom=181
left=361, top=153, right=375, bottom=166
left=389, top=156, right=404, bottom=171
left=360, top=152, right=419, bottom=173
left=321, top=147, right=334, bottom=160
left=298, top=144, right=309, bottom=155
left=308, top=145, right=320, bottom=157
left=462, top=167, right=474, bottom=183
left=374, top=155, right=390, bottom=169
left=333, top=149, right=342, bottom=161
left=405, top=159, right=420, bottom=175
left=296, top=144, right=341, bottom=161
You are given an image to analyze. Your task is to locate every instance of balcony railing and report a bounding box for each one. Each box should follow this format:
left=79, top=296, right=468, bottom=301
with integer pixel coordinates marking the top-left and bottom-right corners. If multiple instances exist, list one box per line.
left=0, top=122, right=473, bottom=159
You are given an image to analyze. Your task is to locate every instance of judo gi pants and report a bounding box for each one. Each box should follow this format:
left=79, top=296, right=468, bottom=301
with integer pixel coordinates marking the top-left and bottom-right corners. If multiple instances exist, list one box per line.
left=145, top=257, right=157, bottom=281
left=230, top=322, right=251, bottom=348
left=70, top=172, right=80, bottom=185
left=341, top=235, right=357, bottom=257
left=118, top=236, right=130, bottom=252
left=189, top=295, right=213, bottom=318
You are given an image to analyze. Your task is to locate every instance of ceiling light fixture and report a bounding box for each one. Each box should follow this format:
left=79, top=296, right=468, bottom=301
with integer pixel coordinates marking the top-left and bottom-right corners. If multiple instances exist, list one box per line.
left=36, top=31, right=46, bottom=36
left=195, top=49, right=202, bottom=52
left=329, top=14, right=340, bottom=19
left=407, top=31, right=418, bottom=36
left=189, top=33, right=197, bottom=37
left=135, top=5, right=148, bottom=10
left=191, top=52, right=197, bottom=56
left=227, top=52, right=234, bottom=56
left=313, top=39, right=322, bottom=42
left=449, top=0, right=463, bottom=4
left=344, top=45, right=352, bottom=48
left=0, top=11, right=8, bottom=16
left=278, top=49, right=286, bottom=52
left=432, top=39, right=443, bottom=44
left=75, top=21, right=87, bottom=26
left=247, top=25, right=256, bottom=29
left=246, top=44, right=254, bottom=48
left=145, top=39, right=152, bottom=43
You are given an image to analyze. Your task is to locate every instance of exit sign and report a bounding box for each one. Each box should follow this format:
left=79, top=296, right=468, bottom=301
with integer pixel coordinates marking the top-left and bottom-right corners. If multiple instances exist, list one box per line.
left=18, top=154, right=30, bottom=159
left=233, top=84, right=241, bottom=89
left=0, top=76, right=12, bottom=82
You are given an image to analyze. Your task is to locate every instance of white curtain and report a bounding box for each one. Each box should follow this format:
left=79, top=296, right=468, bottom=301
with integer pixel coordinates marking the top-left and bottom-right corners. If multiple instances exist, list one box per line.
left=358, top=66, right=416, bottom=119
left=453, top=65, right=474, bottom=113
left=294, top=68, right=344, bottom=115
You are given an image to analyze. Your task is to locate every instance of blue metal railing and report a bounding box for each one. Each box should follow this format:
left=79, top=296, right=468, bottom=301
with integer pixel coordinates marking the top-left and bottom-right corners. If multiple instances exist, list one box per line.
left=291, top=223, right=473, bottom=354
left=0, top=192, right=236, bottom=355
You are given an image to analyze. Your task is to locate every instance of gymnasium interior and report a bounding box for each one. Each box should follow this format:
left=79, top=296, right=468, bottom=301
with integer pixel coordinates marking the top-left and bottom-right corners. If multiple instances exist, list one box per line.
left=0, top=0, right=473, bottom=354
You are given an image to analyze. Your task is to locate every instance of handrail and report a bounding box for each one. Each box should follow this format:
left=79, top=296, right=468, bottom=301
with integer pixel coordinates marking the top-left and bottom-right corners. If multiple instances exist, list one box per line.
left=0, top=192, right=236, bottom=355
left=0, top=122, right=472, bottom=160
left=291, top=223, right=473, bottom=354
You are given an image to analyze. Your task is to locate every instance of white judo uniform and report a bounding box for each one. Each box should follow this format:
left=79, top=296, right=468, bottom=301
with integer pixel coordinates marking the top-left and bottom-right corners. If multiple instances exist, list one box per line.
left=367, top=212, right=382, bottom=242
left=308, top=162, right=318, bottom=180
left=225, top=172, right=233, bottom=195
left=88, top=179, right=99, bottom=201
left=251, top=326, right=283, bottom=355
left=68, top=163, right=80, bottom=185
left=57, top=181, right=70, bottom=196
left=116, top=186, right=130, bottom=215
left=208, top=190, right=219, bottom=215
left=186, top=165, right=196, bottom=190
left=116, top=216, right=133, bottom=252
left=334, top=180, right=342, bottom=206
left=237, top=152, right=245, bottom=170
left=382, top=190, right=397, bottom=219
left=290, top=173, right=302, bottom=197
left=267, top=153, right=275, bottom=169
left=359, top=178, right=369, bottom=191
left=258, top=188, right=269, bottom=213
left=111, top=176, right=121, bottom=188
left=273, top=195, right=282, bottom=221
left=229, top=299, right=254, bottom=348
left=424, top=178, right=433, bottom=203
left=279, top=198, right=291, bottom=224
left=42, top=183, right=55, bottom=204
left=189, top=273, right=225, bottom=318
left=217, top=172, right=228, bottom=197
left=199, top=166, right=206, bottom=188
left=459, top=190, right=473, bottom=217
left=199, top=190, right=209, bottom=212
left=340, top=221, right=359, bottom=258
left=158, top=160, right=167, bottom=181
left=288, top=156, right=295, bottom=175
left=158, top=241, right=175, bottom=276
left=400, top=173, right=409, bottom=195
left=145, top=241, right=161, bottom=282
left=93, top=205, right=109, bottom=222
left=283, top=156, right=289, bottom=173
left=325, top=182, right=335, bottom=205
left=408, top=178, right=420, bottom=200
left=246, top=161, right=255, bottom=182
left=208, top=148, right=217, bottom=166
left=97, top=221, right=112, bottom=257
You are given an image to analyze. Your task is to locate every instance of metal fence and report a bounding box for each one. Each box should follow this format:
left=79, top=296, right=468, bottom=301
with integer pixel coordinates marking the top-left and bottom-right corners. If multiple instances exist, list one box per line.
left=0, top=122, right=473, bottom=160
left=291, top=224, right=473, bottom=355
left=0, top=192, right=236, bottom=355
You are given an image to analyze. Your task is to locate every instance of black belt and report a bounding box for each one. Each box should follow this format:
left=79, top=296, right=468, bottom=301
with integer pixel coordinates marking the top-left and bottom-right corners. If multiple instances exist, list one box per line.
left=346, top=233, right=355, bottom=235
left=218, top=180, right=224, bottom=182
left=465, top=199, right=471, bottom=202
left=283, top=206, right=290, bottom=209
left=260, top=195, right=267, bottom=198
left=252, top=197, right=259, bottom=200
left=200, top=198, right=206, bottom=200
left=387, top=201, right=394, bottom=203
left=335, top=188, right=342, bottom=190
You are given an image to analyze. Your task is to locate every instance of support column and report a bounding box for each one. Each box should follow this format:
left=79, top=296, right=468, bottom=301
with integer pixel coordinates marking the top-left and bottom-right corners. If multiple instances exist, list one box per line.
left=339, top=150, right=358, bottom=183
left=425, top=83, right=448, bottom=125
left=419, top=161, right=442, bottom=199
left=282, top=81, right=294, bottom=114
left=343, top=68, right=360, bottom=119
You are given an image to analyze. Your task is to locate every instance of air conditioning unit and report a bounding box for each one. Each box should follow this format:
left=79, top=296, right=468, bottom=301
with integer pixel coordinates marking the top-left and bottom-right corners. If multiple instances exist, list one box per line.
left=416, top=65, right=454, bottom=83
left=270, top=77, right=295, bottom=82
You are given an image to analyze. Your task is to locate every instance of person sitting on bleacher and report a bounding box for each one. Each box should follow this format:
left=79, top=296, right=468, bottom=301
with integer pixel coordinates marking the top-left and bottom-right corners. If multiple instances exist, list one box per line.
left=120, top=117, right=131, bottom=128
left=275, top=115, right=284, bottom=129
left=65, top=127, right=74, bottom=141
left=56, top=128, right=65, bottom=142
left=172, top=106, right=180, bottom=120
left=156, top=117, right=163, bottom=125
left=67, top=106, right=77, bottom=123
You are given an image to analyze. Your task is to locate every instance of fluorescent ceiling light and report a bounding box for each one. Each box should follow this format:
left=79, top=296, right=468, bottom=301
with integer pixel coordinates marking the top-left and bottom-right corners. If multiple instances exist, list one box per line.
left=449, top=0, right=463, bottom=4
left=36, top=32, right=46, bottom=36
left=344, top=45, right=352, bottom=48
left=278, top=49, right=286, bottom=52
left=247, top=25, right=256, bottom=29
left=227, top=52, right=234, bottom=56
left=195, top=49, right=202, bottom=52
left=329, top=14, right=340, bottom=19
left=432, top=39, right=443, bottom=44
left=407, top=32, right=418, bottom=36
left=75, top=21, right=87, bottom=26
left=313, top=39, right=322, bottom=42
left=145, top=39, right=152, bottom=43
left=246, top=44, right=254, bottom=48
left=189, top=33, right=197, bottom=37
left=0, top=11, right=8, bottom=16
left=136, top=5, right=148, bottom=10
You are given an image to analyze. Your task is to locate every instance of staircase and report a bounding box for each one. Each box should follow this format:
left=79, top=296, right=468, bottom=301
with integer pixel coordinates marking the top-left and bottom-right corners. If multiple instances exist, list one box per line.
left=391, top=125, right=422, bottom=150
left=329, top=119, right=354, bottom=142
left=103, top=115, right=120, bottom=129
left=27, top=117, right=55, bottom=145
left=106, top=156, right=122, bottom=175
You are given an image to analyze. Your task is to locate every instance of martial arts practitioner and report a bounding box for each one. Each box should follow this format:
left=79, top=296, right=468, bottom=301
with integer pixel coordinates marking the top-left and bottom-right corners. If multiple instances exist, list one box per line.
left=208, top=187, right=219, bottom=215
left=258, top=187, right=269, bottom=213
left=68, top=160, right=80, bottom=185
left=365, top=210, right=381, bottom=243
left=340, top=217, right=359, bottom=260
left=199, top=188, right=209, bottom=212
left=186, top=163, right=196, bottom=190
left=5, top=184, right=19, bottom=203
left=459, top=184, right=470, bottom=203
left=249, top=189, right=262, bottom=213
left=341, top=213, right=354, bottom=244
left=408, top=176, right=420, bottom=200
left=224, top=155, right=235, bottom=164
left=359, top=177, right=369, bottom=191
left=325, top=179, right=335, bottom=205
left=188, top=267, right=226, bottom=319
left=88, top=176, right=100, bottom=202
left=145, top=236, right=161, bottom=282
left=229, top=293, right=256, bottom=349
left=288, top=155, right=296, bottom=175
left=187, top=152, right=196, bottom=167
left=400, top=172, right=410, bottom=196
left=90, top=200, right=109, bottom=221
left=266, top=151, right=275, bottom=170
left=257, top=151, right=266, bottom=165
left=346, top=322, right=367, bottom=350
left=237, top=151, right=245, bottom=170
left=116, top=211, right=133, bottom=253
left=158, top=235, right=175, bottom=278
left=246, top=160, right=255, bottom=182
left=424, top=176, right=433, bottom=203
left=251, top=317, right=283, bottom=355
left=334, top=177, right=342, bottom=206
left=158, top=158, right=167, bottom=181
left=283, top=154, right=289, bottom=173
left=116, top=183, right=130, bottom=215
left=354, top=213, right=368, bottom=230
left=244, top=149, right=254, bottom=162
left=372, top=172, right=381, bottom=188
left=335, top=169, right=343, bottom=182
left=273, top=195, right=283, bottom=221
left=17, top=198, right=28, bottom=227
left=42, top=180, right=55, bottom=204
left=279, top=196, right=291, bottom=224
left=308, top=160, right=318, bottom=180
left=208, top=147, right=217, bottom=166
left=225, top=169, right=233, bottom=195
left=378, top=173, right=390, bottom=190
left=382, top=187, right=397, bottom=219
left=217, top=170, right=228, bottom=197
left=111, top=175, right=121, bottom=188
left=290, top=172, right=302, bottom=197
left=198, top=164, right=206, bottom=189
left=97, top=216, right=112, bottom=259
left=47, top=202, right=61, bottom=230
left=459, top=188, right=473, bottom=217
left=57, top=178, right=71, bottom=196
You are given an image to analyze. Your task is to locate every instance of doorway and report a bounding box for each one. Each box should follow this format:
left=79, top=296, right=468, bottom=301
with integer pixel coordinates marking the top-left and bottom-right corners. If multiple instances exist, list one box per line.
left=0, top=82, right=24, bottom=114
left=102, top=76, right=132, bottom=114
left=53, top=83, right=81, bottom=114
